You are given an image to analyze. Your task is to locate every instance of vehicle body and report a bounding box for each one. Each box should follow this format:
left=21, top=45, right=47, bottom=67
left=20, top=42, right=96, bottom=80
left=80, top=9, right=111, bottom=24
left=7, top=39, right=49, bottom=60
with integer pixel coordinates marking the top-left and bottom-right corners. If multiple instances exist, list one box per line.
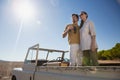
left=11, top=44, right=120, bottom=80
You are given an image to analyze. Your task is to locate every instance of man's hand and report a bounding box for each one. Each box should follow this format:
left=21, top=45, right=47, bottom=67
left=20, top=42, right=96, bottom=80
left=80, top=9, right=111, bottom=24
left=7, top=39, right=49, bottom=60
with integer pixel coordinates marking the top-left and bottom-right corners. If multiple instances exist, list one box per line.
left=67, top=24, right=74, bottom=31
left=62, top=24, right=73, bottom=38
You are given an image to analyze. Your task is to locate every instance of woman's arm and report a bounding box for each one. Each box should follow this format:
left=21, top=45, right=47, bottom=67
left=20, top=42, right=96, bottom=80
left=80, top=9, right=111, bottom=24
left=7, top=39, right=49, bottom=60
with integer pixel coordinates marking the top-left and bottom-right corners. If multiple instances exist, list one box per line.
left=89, top=21, right=96, bottom=52
left=91, top=35, right=96, bottom=52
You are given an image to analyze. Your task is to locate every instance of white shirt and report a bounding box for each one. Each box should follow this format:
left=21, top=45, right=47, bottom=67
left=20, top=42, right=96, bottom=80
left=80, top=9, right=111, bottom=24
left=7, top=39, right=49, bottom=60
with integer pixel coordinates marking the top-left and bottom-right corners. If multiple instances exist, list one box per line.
left=80, top=20, right=98, bottom=51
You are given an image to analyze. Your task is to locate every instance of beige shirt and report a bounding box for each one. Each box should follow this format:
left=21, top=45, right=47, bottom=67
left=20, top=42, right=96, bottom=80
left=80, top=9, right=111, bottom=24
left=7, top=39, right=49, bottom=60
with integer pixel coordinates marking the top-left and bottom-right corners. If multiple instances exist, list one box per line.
left=65, top=24, right=80, bottom=44
left=80, top=20, right=98, bottom=51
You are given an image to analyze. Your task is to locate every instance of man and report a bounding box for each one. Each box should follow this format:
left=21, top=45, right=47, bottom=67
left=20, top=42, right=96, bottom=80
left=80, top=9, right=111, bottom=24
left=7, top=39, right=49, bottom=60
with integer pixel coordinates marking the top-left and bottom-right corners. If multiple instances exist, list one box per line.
left=62, top=14, right=82, bottom=66
left=79, top=11, right=99, bottom=66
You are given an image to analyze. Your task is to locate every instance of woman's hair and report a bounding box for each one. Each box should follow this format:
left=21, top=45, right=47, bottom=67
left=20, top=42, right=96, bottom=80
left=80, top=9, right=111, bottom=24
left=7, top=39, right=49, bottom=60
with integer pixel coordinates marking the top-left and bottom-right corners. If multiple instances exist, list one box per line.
left=80, top=20, right=84, bottom=29
left=80, top=11, right=88, bottom=18
left=80, top=11, right=88, bottom=29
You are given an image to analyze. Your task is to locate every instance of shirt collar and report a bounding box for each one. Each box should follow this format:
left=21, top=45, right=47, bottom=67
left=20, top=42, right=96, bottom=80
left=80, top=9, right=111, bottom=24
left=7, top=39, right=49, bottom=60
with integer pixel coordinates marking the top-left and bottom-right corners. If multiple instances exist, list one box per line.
left=84, top=19, right=88, bottom=23
left=73, top=23, right=78, bottom=26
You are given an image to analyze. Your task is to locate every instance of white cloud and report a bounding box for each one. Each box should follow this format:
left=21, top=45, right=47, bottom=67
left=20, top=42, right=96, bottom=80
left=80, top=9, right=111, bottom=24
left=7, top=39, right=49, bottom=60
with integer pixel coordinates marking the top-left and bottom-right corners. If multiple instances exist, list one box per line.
left=117, top=0, right=120, bottom=5
left=36, top=20, right=42, bottom=25
left=50, top=0, right=59, bottom=7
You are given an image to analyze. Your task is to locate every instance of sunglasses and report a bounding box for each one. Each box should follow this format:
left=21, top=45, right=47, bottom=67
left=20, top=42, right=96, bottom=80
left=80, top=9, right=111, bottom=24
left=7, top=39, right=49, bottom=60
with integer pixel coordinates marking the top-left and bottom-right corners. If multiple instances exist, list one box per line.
left=79, top=13, right=84, bottom=17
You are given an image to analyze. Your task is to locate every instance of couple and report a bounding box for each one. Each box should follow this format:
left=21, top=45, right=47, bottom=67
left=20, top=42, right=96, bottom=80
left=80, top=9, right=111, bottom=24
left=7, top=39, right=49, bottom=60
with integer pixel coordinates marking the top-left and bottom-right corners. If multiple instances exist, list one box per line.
left=63, top=11, right=99, bottom=66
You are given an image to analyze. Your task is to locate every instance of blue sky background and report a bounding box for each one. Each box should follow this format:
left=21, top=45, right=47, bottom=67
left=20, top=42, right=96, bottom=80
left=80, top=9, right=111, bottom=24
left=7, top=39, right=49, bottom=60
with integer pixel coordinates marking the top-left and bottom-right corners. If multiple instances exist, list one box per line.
left=0, top=0, right=120, bottom=61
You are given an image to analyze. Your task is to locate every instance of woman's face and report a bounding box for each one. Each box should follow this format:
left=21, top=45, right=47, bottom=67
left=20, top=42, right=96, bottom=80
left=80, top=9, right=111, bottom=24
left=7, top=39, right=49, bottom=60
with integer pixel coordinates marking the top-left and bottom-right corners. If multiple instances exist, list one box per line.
left=80, top=13, right=87, bottom=20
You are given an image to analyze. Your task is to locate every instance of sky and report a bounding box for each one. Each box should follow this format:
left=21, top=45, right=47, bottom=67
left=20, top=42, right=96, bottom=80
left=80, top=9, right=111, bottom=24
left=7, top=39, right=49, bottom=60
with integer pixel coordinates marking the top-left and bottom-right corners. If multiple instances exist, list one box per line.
left=0, top=0, right=120, bottom=61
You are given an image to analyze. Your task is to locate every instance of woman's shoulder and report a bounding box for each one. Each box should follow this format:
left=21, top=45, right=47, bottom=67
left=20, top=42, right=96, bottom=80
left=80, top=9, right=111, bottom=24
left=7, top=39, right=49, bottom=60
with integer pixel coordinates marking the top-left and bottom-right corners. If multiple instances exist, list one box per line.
left=86, top=20, right=94, bottom=27
left=86, top=20, right=93, bottom=24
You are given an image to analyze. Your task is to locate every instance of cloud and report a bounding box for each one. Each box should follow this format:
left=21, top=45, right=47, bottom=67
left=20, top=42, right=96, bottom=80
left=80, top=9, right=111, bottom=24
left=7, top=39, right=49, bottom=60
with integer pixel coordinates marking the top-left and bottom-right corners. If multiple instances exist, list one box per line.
left=117, top=0, right=120, bottom=5
left=50, top=0, right=59, bottom=7
left=36, top=20, right=41, bottom=25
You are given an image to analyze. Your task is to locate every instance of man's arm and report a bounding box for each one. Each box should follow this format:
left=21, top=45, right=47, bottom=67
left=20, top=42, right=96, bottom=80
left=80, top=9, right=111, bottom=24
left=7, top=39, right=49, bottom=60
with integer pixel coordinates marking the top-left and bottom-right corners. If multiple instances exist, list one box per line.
left=62, top=27, right=69, bottom=38
left=62, top=24, right=73, bottom=38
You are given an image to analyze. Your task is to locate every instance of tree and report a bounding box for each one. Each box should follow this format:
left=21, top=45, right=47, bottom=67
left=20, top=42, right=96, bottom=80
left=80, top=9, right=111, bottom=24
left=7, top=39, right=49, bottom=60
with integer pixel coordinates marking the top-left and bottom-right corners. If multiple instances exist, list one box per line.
left=98, top=43, right=120, bottom=60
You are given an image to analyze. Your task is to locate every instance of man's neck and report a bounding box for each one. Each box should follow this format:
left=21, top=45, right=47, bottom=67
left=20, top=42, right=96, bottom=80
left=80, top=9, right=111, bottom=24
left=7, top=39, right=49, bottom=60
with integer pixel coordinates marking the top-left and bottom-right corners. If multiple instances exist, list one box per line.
left=73, top=22, right=78, bottom=25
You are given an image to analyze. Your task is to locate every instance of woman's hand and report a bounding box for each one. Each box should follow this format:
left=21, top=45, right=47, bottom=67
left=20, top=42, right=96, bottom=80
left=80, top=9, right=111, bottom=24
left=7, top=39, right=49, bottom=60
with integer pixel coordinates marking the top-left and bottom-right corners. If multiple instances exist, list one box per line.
left=91, top=36, right=96, bottom=52
left=91, top=43, right=96, bottom=52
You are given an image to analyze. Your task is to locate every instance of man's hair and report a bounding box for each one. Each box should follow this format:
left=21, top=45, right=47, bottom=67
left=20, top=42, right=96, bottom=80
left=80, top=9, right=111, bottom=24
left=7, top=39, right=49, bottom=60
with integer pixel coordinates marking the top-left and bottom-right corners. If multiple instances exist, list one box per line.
left=72, top=14, right=79, bottom=21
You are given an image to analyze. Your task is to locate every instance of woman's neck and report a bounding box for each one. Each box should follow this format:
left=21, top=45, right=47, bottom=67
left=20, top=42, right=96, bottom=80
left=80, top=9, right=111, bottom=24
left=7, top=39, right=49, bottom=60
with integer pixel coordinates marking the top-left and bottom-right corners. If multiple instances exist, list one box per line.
left=83, top=18, right=87, bottom=22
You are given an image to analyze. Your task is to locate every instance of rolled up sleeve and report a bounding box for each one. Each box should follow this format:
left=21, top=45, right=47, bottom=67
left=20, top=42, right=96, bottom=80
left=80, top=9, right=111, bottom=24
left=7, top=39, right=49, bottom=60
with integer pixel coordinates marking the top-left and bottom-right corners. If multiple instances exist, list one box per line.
left=89, top=21, right=96, bottom=36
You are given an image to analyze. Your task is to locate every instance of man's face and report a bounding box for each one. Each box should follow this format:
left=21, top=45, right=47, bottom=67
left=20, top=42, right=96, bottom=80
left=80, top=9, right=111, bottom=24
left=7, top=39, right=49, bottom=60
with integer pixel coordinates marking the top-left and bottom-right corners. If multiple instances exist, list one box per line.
left=72, top=15, right=78, bottom=23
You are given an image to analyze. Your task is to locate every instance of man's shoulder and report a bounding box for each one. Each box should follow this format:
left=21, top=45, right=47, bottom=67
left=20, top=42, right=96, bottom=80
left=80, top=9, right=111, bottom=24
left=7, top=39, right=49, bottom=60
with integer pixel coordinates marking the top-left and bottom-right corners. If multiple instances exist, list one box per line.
left=66, top=24, right=73, bottom=28
left=66, top=24, right=73, bottom=26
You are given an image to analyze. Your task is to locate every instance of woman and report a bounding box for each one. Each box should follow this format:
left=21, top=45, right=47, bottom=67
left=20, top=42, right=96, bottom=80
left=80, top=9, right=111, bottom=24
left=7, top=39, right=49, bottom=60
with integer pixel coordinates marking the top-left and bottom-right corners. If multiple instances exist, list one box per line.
left=79, top=11, right=99, bottom=66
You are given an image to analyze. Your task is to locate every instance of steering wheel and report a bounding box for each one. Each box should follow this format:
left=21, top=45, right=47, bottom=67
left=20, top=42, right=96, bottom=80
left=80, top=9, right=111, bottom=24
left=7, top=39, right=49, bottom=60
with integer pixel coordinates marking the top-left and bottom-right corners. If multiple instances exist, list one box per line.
left=56, top=57, right=63, bottom=61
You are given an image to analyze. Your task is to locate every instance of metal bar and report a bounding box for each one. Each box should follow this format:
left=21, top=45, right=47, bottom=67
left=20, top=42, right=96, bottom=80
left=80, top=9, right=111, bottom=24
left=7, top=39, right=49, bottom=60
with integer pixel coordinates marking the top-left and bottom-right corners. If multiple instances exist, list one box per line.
left=33, top=44, right=39, bottom=80
left=61, top=52, right=65, bottom=61
left=46, top=51, right=49, bottom=60
left=31, top=48, right=69, bottom=53
left=24, top=48, right=30, bottom=63
left=35, top=44, right=39, bottom=66
left=29, top=44, right=39, bottom=49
